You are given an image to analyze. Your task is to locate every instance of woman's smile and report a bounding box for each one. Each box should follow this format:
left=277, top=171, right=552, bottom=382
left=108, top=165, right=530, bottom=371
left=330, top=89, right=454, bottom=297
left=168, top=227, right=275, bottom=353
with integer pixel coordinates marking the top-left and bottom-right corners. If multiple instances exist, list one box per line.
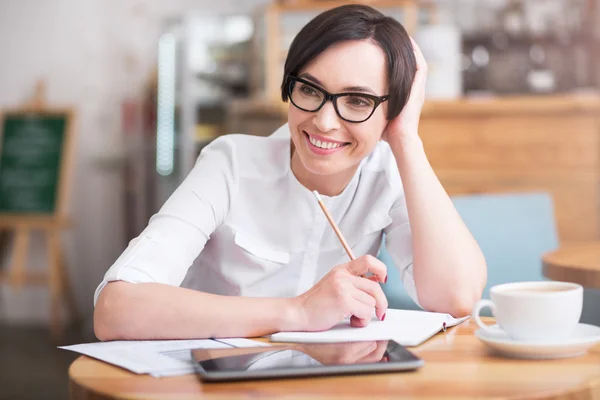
left=303, top=131, right=351, bottom=155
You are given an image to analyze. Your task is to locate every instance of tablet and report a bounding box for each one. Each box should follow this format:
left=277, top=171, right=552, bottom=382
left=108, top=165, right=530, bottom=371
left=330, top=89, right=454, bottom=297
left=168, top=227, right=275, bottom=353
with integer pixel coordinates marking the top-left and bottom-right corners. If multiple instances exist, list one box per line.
left=193, top=340, right=424, bottom=382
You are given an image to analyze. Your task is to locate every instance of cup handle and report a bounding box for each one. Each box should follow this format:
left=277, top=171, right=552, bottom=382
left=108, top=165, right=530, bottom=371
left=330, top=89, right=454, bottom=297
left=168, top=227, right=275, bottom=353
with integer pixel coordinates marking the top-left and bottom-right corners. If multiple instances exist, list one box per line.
left=471, top=299, right=497, bottom=335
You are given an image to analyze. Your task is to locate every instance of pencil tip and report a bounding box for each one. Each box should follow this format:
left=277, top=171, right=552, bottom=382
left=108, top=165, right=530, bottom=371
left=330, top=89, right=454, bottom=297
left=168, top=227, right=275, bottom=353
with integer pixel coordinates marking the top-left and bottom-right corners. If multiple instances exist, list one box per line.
left=312, top=190, right=322, bottom=202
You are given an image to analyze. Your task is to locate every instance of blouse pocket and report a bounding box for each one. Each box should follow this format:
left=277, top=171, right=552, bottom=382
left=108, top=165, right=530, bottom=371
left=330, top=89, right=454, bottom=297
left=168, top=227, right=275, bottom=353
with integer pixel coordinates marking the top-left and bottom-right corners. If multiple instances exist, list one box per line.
left=227, top=230, right=292, bottom=293
left=234, top=231, right=291, bottom=264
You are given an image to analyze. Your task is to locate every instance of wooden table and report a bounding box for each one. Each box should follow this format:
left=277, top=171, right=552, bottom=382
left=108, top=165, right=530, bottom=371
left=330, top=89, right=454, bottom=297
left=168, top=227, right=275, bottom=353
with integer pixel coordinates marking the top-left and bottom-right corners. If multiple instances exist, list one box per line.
left=69, top=318, right=600, bottom=399
left=543, top=242, right=600, bottom=289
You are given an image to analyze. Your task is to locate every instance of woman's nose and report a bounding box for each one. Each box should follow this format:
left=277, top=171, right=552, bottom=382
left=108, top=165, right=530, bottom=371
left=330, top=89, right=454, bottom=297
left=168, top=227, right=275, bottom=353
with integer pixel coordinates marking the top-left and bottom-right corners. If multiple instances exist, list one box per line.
left=312, top=101, right=341, bottom=132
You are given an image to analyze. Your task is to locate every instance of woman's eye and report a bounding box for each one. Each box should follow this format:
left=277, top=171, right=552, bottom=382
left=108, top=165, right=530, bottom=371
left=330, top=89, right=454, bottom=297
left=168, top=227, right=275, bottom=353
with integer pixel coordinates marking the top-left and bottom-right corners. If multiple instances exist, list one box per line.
left=300, top=85, right=318, bottom=96
left=347, top=96, right=371, bottom=107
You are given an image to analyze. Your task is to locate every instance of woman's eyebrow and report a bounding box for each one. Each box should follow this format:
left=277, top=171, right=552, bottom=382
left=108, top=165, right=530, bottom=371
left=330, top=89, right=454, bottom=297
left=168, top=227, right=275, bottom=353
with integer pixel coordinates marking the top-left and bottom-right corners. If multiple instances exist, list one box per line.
left=298, top=73, right=377, bottom=95
left=342, top=85, right=376, bottom=95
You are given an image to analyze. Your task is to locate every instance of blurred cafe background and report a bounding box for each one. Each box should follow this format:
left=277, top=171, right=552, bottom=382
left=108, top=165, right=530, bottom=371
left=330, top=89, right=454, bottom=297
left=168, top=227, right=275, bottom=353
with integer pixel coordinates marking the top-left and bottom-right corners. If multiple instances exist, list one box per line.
left=1, top=0, right=600, bottom=398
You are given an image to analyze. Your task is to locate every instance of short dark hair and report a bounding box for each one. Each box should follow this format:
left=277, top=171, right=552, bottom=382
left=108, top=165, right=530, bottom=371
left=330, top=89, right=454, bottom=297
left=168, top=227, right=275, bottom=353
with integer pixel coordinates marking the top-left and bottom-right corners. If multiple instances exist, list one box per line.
left=281, top=4, right=416, bottom=120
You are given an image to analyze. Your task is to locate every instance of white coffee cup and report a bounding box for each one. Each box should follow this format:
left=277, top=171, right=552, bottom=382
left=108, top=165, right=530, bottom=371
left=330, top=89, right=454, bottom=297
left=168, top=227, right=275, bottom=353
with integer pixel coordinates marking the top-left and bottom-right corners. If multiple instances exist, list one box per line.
left=472, top=281, right=583, bottom=342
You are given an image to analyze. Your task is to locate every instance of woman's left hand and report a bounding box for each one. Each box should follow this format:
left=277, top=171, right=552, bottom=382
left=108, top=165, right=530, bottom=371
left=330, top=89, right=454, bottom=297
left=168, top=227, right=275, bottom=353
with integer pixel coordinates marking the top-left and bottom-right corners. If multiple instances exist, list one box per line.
left=382, top=37, right=428, bottom=144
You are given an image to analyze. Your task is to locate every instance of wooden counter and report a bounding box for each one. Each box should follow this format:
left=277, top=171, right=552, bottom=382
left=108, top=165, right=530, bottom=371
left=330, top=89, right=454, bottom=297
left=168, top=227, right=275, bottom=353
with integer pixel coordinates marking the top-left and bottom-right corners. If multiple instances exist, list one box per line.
left=543, top=241, right=600, bottom=289
left=421, top=93, right=600, bottom=116
left=419, top=93, right=600, bottom=243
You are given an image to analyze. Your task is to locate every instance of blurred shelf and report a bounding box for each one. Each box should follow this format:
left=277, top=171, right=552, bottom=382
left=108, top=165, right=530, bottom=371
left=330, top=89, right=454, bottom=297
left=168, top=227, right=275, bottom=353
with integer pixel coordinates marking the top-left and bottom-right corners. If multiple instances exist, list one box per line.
left=211, top=52, right=252, bottom=62
left=271, top=0, right=434, bottom=12
left=420, top=92, right=600, bottom=117
left=245, top=92, right=600, bottom=118
left=194, top=124, right=223, bottom=144
left=260, top=0, right=437, bottom=103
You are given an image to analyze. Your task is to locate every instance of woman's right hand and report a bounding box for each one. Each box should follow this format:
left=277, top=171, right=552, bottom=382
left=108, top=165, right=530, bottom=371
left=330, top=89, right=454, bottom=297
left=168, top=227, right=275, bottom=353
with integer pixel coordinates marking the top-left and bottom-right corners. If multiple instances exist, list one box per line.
left=291, top=255, right=389, bottom=332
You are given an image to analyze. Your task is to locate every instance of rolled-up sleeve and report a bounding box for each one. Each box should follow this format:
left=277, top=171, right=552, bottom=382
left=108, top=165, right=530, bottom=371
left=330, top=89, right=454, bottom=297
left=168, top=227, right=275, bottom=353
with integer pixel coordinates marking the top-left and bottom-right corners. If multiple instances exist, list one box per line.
left=94, top=137, right=238, bottom=306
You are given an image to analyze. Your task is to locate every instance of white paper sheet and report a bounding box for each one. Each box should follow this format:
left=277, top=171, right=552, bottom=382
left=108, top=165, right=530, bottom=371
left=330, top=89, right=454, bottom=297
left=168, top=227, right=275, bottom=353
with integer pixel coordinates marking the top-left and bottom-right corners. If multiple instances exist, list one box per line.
left=214, top=338, right=271, bottom=348
left=270, top=309, right=469, bottom=347
left=60, top=338, right=270, bottom=377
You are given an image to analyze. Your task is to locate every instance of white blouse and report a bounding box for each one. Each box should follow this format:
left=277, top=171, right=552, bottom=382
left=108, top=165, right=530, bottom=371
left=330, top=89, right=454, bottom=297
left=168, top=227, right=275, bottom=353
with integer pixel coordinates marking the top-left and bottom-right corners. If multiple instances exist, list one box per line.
left=94, top=124, right=419, bottom=306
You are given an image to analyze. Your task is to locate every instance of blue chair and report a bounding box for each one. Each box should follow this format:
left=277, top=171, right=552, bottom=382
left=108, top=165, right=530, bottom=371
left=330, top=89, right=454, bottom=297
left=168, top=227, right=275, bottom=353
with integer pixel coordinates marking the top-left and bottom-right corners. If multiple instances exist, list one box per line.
left=379, top=192, right=559, bottom=311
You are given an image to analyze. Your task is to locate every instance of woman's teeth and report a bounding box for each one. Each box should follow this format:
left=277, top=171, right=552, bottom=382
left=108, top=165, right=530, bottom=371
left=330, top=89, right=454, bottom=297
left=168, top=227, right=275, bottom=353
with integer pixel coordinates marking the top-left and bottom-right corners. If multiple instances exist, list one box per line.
left=308, top=136, right=345, bottom=149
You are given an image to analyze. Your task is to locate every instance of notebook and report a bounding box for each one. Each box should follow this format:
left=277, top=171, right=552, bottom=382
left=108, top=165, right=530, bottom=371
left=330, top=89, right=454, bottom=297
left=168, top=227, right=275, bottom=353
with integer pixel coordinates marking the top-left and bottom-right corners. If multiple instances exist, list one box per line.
left=270, top=309, right=470, bottom=347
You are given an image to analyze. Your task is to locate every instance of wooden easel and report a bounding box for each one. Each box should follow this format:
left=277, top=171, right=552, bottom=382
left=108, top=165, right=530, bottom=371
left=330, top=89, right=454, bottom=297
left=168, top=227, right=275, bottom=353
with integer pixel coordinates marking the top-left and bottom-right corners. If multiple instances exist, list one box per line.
left=0, top=81, right=78, bottom=338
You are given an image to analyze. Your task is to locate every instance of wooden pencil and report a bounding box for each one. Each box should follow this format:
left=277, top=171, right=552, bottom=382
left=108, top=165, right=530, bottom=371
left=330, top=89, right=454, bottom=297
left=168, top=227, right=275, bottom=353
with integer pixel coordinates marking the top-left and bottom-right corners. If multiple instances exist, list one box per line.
left=313, top=190, right=355, bottom=261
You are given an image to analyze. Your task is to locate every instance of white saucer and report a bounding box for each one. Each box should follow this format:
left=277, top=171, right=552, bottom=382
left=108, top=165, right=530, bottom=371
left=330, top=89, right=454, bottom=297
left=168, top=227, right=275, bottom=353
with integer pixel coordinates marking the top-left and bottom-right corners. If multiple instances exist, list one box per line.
left=475, top=323, right=600, bottom=359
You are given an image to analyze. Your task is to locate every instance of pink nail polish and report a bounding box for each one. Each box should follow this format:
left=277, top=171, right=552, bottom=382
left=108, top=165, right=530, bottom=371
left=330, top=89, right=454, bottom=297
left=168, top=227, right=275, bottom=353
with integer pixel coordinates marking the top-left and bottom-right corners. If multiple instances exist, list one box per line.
left=381, top=313, right=386, bottom=321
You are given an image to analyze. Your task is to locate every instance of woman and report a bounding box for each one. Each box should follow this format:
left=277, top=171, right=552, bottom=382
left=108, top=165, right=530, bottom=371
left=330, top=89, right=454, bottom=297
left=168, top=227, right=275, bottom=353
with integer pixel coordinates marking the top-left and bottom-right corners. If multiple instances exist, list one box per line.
left=94, top=4, right=486, bottom=341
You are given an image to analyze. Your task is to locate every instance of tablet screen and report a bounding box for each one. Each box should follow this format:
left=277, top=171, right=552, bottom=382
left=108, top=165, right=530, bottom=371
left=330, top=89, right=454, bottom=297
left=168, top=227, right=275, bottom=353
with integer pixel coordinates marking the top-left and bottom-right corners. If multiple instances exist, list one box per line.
left=195, top=340, right=422, bottom=378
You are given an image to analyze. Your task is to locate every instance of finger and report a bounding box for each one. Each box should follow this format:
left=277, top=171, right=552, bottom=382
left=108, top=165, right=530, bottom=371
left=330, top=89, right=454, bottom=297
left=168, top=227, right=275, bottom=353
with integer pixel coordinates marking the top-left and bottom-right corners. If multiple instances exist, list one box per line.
left=367, top=275, right=380, bottom=283
left=351, top=275, right=388, bottom=320
left=347, top=297, right=374, bottom=327
left=348, top=340, right=377, bottom=355
left=372, top=340, right=390, bottom=361
left=350, top=315, right=368, bottom=328
left=358, top=340, right=389, bottom=364
left=351, top=286, right=376, bottom=308
left=342, top=341, right=378, bottom=363
left=355, top=341, right=378, bottom=359
left=408, top=37, right=428, bottom=89
left=346, top=255, right=387, bottom=283
left=409, top=36, right=428, bottom=72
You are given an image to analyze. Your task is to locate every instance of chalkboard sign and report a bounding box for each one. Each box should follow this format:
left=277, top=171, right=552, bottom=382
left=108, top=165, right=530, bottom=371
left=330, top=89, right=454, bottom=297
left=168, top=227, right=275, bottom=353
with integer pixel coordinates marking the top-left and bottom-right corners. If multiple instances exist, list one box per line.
left=0, top=112, right=72, bottom=215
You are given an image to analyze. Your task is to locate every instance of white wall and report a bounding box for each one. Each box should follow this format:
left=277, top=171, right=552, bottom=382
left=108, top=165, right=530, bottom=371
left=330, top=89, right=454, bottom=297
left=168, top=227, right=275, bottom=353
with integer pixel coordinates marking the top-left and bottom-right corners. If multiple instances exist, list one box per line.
left=0, top=0, right=267, bottom=328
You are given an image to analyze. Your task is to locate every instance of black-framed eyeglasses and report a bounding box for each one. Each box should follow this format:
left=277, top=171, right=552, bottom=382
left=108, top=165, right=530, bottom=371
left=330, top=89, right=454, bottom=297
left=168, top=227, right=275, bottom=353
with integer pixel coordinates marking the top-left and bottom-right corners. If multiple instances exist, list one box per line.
left=287, top=76, right=389, bottom=123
